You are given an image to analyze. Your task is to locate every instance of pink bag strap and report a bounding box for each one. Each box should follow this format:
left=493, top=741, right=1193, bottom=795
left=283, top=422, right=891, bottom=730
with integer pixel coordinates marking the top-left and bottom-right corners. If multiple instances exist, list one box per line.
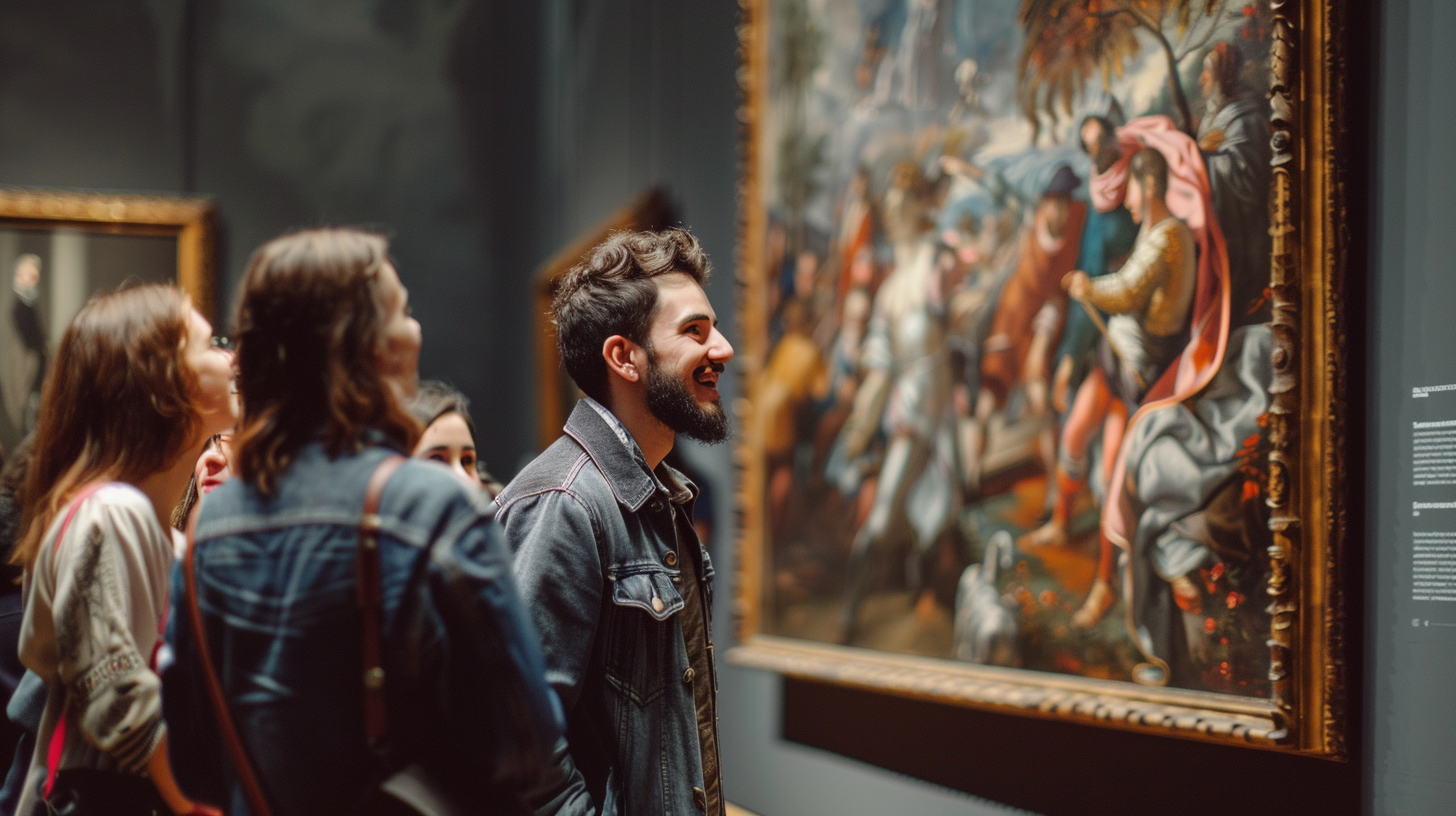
left=42, top=482, right=108, bottom=799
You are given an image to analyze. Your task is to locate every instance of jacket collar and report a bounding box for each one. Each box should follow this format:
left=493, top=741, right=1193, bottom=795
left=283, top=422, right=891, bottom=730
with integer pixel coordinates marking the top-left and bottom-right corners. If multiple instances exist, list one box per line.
left=563, top=400, right=658, bottom=512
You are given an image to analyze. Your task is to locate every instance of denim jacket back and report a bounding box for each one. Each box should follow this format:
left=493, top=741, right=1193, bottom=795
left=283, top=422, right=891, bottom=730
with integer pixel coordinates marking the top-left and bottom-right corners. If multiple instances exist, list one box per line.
left=496, top=402, right=717, bottom=816
left=164, top=443, right=562, bottom=816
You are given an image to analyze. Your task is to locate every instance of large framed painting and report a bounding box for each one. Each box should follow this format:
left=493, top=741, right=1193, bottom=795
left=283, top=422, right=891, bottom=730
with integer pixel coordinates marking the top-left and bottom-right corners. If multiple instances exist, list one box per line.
left=731, top=0, right=1351, bottom=756
left=0, top=188, right=216, bottom=455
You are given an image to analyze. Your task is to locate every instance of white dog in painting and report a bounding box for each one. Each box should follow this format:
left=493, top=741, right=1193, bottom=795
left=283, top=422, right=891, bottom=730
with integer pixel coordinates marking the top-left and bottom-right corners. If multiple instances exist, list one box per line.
left=953, top=530, right=1020, bottom=667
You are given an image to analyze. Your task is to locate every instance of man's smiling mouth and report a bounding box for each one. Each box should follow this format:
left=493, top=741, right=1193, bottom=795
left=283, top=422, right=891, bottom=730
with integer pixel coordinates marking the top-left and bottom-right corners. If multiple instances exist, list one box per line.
left=693, top=363, right=724, bottom=395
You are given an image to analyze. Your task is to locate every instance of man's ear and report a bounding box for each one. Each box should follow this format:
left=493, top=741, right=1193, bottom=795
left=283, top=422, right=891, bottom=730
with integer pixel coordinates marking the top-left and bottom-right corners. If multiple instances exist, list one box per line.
left=602, top=335, right=642, bottom=384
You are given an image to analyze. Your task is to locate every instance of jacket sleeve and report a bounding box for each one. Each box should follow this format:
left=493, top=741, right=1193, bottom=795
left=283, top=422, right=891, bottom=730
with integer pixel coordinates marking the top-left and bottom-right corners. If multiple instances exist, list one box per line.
left=50, top=504, right=166, bottom=773
left=500, top=489, right=604, bottom=816
left=427, top=507, right=565, bottom=795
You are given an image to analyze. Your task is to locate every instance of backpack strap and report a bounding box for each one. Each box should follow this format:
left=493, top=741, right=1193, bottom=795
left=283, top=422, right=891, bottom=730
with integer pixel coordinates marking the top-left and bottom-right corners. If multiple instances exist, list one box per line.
left=358, top=455, right=405, bottom=753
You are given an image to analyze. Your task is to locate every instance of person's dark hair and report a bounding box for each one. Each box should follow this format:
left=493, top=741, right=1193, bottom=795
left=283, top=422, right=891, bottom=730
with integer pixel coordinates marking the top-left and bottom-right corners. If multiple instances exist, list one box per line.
left=170, top=432, right=226, bottom=532
left=1129, top=146, right=1170, bottom=199
left=1079, top=115, right=1118, bottom=156
left=12, top=285, right=202, bottom=570
left=410, top=381, right=479, bottom=450
left=232, top=228, right=420, bottom=494
left=552, top=228, right=710, bottom=403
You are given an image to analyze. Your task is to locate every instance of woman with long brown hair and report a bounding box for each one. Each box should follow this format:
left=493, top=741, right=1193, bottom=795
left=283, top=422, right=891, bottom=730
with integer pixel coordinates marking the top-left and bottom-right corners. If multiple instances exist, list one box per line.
left=12, top=284, right=235, bottom=816
left=164, top=229, right=560, bottom=815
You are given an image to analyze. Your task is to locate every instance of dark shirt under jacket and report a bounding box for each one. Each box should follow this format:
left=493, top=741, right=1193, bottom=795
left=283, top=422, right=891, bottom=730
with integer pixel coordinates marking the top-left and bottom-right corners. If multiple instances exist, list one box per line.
left=498, top=400, right=723, bottom=816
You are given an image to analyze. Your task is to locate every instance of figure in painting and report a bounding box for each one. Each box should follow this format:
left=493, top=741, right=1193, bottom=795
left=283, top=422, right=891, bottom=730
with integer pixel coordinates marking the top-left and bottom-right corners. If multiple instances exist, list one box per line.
left=1197, top=40, right=1273, bottom=321
left=837, top=236, right=968, bottom=644
left=1, top=255, right=46, bottom=446
left=962, top=166, right=1086, bottom=492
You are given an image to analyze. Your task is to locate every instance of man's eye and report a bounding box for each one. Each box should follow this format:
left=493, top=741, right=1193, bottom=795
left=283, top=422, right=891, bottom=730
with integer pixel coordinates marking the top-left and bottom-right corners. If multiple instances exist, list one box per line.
left=428, top=453, right=447, bottom=463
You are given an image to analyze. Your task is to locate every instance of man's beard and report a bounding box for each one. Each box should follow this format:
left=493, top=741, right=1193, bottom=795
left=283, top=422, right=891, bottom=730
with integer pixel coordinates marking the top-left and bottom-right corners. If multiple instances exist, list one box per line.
left=645, top=354, right=730, bottom=444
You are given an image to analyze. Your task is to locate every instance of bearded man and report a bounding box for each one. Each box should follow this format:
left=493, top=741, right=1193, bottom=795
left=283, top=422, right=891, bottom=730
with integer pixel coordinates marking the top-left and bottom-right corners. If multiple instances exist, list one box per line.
left=497, top=229, right=734, bottom=816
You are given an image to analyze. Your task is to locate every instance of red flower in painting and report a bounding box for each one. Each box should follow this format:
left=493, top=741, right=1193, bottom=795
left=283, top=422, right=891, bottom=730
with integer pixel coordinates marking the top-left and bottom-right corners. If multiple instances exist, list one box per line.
left=1242, top=4, right=1256, bottom=17
left=1226, top=591, right=1245, bottom=609
left=1242, top=480, right=1260, bottom=501
left=1210, top=563, right=1225, bottom=581
left=1039, top=590, right=1058, bottom=609
left=1204, top=617, right=1217, bottom=635
left=1256, top=413, right=1269, bottom=428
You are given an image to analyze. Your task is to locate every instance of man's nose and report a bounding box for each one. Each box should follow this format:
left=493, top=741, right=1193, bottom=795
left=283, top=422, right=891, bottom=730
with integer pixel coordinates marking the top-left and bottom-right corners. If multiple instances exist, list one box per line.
left=708, top=328, right=735, bottom=362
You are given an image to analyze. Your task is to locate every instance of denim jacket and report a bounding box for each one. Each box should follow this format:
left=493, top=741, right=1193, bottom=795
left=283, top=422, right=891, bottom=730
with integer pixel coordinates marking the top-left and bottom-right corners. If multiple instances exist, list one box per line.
left=496, top=401, right=718, bottom=816
left=164, top=442, right=563, bottom=816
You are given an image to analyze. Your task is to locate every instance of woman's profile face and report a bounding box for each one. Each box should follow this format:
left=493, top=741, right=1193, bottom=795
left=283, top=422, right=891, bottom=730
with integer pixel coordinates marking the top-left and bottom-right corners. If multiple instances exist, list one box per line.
left=194, top=433, right=234, bottom=494
left=184, top=307, right=239, bottom=439
left=413, top=411, right=481, bottom=491
left=374, top=262, right=422, bottom=402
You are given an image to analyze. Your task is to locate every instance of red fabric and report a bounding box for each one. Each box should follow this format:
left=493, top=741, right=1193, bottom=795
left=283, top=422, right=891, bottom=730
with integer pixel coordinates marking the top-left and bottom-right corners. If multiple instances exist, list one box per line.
left=981, top=200, right=1087, bottom=405
left=1088, top=115, right=1232, bottom=557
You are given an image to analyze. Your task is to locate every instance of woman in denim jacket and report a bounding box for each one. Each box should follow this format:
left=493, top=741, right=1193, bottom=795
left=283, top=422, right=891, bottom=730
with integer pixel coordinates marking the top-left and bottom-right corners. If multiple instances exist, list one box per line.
left=164, top=229, right=562, bottom=815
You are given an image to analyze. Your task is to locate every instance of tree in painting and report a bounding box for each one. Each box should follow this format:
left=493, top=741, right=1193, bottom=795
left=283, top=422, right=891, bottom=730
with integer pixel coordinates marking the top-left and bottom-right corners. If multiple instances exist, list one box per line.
left=1017, top=0, right=1239, bottom=138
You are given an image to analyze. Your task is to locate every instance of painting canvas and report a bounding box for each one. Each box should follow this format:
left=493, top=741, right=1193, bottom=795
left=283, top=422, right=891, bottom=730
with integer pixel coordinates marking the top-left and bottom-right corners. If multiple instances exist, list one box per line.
left=734, top=0, right=1349, bottom=754
left=0, top=189, right=215, bottom=456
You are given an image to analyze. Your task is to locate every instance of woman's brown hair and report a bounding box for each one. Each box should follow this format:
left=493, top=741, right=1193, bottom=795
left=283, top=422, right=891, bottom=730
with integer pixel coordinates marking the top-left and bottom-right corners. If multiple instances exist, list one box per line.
left=11, top=284, right=202, bottom=570
left=232, top=228, right=420, bottom=494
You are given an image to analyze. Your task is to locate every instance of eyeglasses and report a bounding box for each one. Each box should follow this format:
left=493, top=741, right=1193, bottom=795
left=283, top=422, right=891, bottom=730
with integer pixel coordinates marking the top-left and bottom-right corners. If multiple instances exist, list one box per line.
left=211, top=336, right=234, bottom=351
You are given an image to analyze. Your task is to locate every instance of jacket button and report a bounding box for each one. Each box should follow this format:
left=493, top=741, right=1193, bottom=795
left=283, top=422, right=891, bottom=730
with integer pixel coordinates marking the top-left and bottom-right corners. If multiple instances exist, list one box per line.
left=682, top=667, right=695, bottom=685
left=693, top=787, right=706, bottom=811
left=650, top=499, right=665, bottom=512
left=664, top=551, right=678, bottom=568
left=651, top=596, right=665, bottom=613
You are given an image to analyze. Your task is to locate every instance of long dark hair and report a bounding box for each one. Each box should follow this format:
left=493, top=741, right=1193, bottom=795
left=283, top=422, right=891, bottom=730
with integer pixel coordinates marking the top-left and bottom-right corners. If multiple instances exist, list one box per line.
left=11, top=285, right=202, bottom=570
left=232, top=228, right=420, bottom=494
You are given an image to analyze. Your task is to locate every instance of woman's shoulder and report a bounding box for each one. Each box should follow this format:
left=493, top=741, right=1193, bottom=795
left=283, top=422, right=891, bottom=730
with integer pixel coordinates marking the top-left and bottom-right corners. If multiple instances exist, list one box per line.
left=46, top=483, right=167, bottom=563
left=78, top=484, right=164, bottom=540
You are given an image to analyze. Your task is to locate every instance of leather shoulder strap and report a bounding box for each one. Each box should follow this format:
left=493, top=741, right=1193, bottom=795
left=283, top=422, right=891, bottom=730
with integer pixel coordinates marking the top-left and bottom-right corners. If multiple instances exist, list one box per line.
left=358, top=454, right=405, bottom=754
left=185, top=508, right=275, bottom=816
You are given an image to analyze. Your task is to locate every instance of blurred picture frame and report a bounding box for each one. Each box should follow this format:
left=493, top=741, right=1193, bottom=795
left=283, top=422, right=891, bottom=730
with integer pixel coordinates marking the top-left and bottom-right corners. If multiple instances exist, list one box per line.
left=0, top=187, right=215, bottom=454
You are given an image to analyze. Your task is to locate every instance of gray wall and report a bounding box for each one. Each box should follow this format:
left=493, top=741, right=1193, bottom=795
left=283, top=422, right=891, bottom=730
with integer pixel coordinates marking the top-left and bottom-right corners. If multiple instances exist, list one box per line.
left=1, top=0, right=1452, bottom=813
left=1367, top=0, right=1456, bottom=813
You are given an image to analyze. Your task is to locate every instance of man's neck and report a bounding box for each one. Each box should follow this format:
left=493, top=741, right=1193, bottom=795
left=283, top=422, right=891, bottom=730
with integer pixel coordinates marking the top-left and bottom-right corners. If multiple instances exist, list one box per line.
left=599, top=394, right=674, bottom=470
left=1147, top=199, right=1172, bottom=227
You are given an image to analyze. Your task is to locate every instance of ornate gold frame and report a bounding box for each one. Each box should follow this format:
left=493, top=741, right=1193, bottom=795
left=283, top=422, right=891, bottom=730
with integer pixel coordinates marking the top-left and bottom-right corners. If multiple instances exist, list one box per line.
left=0, top=187, right=217, bottom=317
left=729, top=0, right=1350, bottom=757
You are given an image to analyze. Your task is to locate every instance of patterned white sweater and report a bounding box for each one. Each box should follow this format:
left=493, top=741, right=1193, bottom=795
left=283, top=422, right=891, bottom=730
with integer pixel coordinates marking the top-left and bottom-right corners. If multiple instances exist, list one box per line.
left=15, top=483, right=177, bottom=813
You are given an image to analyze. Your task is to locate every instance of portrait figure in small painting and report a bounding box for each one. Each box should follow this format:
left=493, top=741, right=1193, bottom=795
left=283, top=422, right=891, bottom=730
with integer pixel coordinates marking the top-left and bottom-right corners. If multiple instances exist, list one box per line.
left=756, top=0, right=1277, bottom=694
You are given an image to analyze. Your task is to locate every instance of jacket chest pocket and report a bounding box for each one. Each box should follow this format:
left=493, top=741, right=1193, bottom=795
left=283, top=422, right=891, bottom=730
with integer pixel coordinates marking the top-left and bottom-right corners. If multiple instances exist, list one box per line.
left=602, top=564, right=683, bottom=707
